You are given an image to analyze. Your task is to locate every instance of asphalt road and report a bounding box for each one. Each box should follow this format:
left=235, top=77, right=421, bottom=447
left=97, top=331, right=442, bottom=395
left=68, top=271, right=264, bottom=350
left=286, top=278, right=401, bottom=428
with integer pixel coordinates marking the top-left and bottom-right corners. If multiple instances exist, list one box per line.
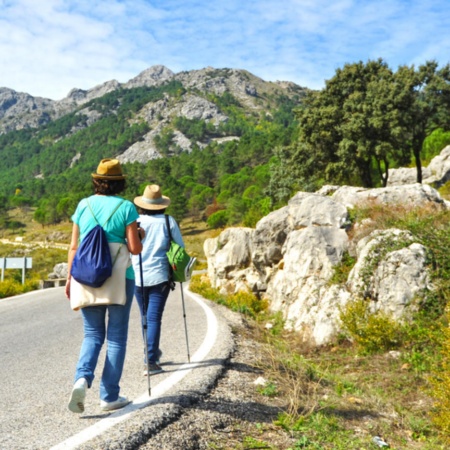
left=0, top=282, right=233, bottom=450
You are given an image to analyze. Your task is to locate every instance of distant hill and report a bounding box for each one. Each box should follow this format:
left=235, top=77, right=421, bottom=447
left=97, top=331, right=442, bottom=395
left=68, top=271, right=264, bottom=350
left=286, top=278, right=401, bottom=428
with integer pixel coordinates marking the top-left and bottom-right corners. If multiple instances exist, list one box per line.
left=0, top=64, right=307, bottom=136
left=0, top=66, right=307, bottom=227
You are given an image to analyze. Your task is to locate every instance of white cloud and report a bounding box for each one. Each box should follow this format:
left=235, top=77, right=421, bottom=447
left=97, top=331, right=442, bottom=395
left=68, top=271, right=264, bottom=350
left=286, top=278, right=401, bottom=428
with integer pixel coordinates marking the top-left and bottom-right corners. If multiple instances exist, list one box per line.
left=0, top=0, right=449, bottom=99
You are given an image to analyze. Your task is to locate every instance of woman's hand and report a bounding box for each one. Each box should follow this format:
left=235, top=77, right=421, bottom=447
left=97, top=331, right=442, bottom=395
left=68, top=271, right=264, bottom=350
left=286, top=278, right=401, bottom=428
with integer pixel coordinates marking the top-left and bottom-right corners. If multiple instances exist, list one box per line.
left=65, top=278, right=71, bottom=300
left=138, top=226, right=146, bottom=241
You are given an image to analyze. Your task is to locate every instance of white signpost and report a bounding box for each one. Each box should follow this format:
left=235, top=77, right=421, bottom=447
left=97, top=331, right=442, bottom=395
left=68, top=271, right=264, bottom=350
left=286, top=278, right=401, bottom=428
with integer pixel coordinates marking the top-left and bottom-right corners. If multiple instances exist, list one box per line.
left=0, top=257, right=32, bottom=284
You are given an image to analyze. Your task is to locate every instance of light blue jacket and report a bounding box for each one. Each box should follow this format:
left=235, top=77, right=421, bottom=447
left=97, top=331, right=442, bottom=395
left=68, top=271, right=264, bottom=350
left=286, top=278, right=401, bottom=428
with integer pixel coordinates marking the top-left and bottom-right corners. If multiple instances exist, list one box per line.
left=131, top=214, right=184, bottom=287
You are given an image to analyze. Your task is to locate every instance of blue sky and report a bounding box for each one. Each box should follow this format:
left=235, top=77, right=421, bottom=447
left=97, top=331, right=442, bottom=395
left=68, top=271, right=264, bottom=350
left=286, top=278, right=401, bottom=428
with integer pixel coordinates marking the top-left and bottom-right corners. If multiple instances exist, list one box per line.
left=0, top=0, right=449, bottom=100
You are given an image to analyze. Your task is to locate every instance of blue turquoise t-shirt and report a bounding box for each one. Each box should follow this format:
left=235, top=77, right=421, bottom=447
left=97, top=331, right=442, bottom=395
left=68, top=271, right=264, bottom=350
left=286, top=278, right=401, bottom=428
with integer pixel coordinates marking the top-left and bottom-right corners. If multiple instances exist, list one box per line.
left=71, top=195, right=139, bottom=279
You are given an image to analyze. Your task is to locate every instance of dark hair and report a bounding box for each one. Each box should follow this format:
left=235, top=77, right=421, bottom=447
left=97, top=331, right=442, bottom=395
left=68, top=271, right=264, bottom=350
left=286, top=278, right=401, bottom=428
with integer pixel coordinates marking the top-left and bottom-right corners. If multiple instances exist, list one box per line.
left=138, top=207, right=167, bottom=215
left=93, top=178, right=126, bottom=195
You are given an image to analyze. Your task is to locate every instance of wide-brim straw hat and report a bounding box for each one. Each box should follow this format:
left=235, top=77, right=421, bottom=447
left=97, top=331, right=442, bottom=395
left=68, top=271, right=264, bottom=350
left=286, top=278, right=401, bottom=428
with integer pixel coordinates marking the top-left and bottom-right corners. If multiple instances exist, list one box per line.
left=134, top=184, right=171, bottom=210
left=92, top=158, right=126, bottom=180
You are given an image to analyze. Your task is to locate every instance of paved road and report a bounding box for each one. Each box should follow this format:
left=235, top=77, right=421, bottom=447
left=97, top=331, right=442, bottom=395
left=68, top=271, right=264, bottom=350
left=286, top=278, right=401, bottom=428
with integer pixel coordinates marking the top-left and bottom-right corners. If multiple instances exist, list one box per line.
left=0, top=283, right=233, bottom=450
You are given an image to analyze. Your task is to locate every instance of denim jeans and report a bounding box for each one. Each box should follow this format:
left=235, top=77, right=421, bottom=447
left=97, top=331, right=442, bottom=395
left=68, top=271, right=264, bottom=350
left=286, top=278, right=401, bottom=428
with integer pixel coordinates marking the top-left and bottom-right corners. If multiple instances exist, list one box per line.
left=134, top=282, right=171, bottom=363
left=74, top=278, right=135, bottom=402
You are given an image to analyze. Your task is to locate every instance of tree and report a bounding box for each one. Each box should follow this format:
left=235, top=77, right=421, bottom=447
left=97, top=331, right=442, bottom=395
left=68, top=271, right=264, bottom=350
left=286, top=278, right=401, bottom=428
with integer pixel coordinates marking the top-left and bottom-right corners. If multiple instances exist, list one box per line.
left=268, top=147, right=299, bottom=206
left=293, top=59, right=403, bottom=187
left=394, top=61, right=450, bottom=182
left=163, top=176, right=188, bottom=223
left=292, top=59, right=450, bottom=187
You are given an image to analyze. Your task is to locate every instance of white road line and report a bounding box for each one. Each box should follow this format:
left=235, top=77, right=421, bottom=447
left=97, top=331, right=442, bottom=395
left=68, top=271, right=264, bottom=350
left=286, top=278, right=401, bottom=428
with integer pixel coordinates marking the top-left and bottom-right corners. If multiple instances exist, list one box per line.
left=51, top=289, right=218, bottom=450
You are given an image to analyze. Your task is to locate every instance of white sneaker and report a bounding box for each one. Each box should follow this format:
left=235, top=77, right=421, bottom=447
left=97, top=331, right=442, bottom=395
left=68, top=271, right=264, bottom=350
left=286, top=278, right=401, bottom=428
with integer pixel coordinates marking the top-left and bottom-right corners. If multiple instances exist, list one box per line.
left=68, top=378, right=88, bottom=414
left=100, top=396, right=130, bottom=412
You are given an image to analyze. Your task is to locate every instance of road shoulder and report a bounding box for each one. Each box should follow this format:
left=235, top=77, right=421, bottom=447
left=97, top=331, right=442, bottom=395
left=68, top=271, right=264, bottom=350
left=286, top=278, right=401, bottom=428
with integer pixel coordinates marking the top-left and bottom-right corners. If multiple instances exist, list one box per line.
left=78, top=295, right=236, bottom=450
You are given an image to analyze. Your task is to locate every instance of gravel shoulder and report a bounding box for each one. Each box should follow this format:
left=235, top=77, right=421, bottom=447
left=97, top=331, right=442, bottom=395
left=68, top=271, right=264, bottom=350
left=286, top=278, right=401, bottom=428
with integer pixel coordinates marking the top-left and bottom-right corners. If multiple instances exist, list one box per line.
left=137, top=306, right=295, bottom=450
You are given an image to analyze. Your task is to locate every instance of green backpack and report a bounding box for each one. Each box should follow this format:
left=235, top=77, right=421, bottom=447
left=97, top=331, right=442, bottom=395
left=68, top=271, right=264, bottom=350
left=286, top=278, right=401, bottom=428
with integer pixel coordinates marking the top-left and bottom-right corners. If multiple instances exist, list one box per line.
left=165, top=215, right=196, bottom=283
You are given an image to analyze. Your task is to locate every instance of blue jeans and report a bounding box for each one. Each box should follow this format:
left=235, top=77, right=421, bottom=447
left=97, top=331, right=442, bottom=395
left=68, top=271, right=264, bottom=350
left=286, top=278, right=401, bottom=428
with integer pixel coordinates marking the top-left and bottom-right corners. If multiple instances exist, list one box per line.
left=134, top=282, right=170, bottom=363
left=74, top=278, right=135, bottom=402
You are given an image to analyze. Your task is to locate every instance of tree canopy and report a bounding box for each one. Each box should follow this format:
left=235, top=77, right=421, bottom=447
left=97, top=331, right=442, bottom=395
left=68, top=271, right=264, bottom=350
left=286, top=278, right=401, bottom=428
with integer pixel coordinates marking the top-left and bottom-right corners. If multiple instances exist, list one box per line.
left=292, top=59, right=450, bottom=188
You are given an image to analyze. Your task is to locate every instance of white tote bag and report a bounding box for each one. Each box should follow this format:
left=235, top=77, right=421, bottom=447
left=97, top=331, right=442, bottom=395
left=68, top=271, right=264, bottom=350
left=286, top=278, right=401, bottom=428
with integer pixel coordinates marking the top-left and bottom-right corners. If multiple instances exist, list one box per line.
left=70, top=243, right=131, bottom=311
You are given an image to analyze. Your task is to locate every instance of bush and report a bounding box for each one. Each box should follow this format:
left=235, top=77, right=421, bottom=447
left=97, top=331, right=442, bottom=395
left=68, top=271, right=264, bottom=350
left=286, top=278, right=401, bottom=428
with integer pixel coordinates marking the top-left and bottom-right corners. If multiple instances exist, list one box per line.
left=430, top=307, right=450, bottom=441
left=340, top=299, right=403, bottom=354
left=422, top=128, right=450, bottom=164
left=189, top=274, right=267, bottom=318
left=0, top=278, right=40, bottom=298
left=207, top=210, right=228, bottom=229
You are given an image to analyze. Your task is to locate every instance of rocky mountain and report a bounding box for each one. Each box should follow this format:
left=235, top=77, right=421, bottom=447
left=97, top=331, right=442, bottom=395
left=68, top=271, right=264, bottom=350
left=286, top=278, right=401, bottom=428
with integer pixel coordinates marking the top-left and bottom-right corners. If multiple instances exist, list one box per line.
left=0, top=66, right=308, bottom=165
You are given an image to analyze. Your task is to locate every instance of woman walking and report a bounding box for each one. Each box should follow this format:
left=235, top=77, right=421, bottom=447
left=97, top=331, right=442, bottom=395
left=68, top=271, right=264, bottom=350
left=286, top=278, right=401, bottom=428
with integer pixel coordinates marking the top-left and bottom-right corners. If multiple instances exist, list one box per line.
left=131, top=184, right=184, bottom=375
left=65, top=159, right=143, bottom=413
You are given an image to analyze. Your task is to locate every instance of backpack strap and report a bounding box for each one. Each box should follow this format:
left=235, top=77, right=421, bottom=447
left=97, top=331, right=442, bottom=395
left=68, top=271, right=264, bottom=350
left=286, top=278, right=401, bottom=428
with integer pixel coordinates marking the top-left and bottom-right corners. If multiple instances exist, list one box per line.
left=86, top=198, right=125, bottom=228
left=86, top=199, right=100, bottom=225
left=102, top=199, right=125, bottom=227
left=164, top=214, right=176, bottom=290
left=165, top=214, right=173, bottom=245
left=86, top=199, right=125, bottom=266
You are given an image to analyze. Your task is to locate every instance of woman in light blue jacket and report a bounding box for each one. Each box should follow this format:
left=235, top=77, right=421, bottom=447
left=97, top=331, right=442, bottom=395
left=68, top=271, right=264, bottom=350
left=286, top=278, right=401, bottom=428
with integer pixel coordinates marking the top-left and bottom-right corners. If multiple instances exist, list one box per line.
left=131, top=184, right=184, bottom=375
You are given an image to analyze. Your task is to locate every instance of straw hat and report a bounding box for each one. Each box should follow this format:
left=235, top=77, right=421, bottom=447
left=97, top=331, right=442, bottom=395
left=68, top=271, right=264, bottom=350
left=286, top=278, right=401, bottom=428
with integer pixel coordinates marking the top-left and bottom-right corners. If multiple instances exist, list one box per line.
left=92, top=158, right=126, bottom=180
left=134, top=184, right=171, bottom=210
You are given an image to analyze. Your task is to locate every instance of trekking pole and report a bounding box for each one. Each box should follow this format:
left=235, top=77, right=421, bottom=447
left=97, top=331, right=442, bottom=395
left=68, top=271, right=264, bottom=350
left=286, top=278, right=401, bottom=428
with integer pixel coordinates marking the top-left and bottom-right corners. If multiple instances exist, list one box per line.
left=139, top=252, right=151, bottom=396
left=179, top=282, right=191, bottom=363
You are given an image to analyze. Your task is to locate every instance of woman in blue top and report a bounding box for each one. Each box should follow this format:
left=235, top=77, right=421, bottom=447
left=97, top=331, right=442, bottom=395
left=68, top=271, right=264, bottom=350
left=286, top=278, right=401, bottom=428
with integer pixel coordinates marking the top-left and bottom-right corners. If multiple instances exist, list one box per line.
left=65, top=159, right=143, bottom=414
left=131, top=184, right=184, bottom=375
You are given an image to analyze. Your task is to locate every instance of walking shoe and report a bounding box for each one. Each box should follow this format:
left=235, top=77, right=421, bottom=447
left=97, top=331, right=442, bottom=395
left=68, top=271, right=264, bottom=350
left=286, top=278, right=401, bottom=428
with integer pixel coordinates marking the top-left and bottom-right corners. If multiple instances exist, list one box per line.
left=68, top=378, right=88, bottom=414
left=143, top=363, right=164, bottom=376
left=144, top=349, right=163, bottom=365
left=100, top=396, right=131, bottom=412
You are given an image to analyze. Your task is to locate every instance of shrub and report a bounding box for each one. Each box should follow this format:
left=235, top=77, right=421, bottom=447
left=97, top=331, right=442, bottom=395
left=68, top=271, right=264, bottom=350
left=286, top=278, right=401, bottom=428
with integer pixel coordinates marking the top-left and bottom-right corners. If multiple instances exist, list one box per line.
left=0, top=278, right=40, bottom=298
left=429, top=307, right=450, bottom=441
left=189, top=274, right=267, bottom=318
left=339, top=299, right=403, bottom=354
left=422, top=128, right=450, bottom=164
left=329, top=252, right=356, bottom=285
left=207, top=210, right=228, bottom=229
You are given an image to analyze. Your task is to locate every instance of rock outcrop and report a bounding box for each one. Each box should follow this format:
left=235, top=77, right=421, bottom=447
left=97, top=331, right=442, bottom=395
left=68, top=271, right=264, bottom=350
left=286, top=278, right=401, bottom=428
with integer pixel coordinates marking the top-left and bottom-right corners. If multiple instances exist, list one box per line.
left=204, top=183, right=447, bottom=346
left=388, top=145, right=450, bottom=188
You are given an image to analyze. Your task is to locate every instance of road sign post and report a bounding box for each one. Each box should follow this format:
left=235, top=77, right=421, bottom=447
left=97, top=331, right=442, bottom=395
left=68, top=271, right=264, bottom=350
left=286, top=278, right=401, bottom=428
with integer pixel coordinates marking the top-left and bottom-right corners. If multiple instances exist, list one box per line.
left=0, top=257, right=32, bottom=284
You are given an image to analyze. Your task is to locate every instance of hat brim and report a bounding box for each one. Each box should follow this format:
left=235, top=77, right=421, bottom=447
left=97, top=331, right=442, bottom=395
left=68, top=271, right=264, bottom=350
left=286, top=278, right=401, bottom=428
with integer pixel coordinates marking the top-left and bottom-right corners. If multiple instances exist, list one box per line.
left=134, top=195, right=171, bottom=210
left=92, top=173, right=126, bottom=180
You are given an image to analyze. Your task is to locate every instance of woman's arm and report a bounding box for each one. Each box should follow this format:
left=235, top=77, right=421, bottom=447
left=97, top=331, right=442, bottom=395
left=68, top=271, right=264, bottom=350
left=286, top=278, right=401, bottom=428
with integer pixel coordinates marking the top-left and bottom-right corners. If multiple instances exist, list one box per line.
left=65, top=223, right=79, bottom=299
left=126, top=221, right=144, bottom=255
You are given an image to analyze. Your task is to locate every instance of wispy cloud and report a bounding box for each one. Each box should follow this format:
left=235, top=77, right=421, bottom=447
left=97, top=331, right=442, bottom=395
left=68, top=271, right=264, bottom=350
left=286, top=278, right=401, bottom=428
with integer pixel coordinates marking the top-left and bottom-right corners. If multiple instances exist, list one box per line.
left=0, top=0, right=448, bottom=99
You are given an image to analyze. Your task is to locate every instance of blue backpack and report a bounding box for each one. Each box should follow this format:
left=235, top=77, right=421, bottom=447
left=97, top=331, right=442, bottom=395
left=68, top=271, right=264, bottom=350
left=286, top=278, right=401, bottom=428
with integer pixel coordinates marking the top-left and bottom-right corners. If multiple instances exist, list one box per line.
left=71, top=199, right=124, bottom=288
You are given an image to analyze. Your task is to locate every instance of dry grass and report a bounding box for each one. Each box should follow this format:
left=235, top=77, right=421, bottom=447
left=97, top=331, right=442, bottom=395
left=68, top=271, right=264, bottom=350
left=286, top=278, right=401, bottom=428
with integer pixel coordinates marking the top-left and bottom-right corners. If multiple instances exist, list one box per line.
left=179, top=216, right=222, bottom=261
left=231, top=320, right=447, bottom=449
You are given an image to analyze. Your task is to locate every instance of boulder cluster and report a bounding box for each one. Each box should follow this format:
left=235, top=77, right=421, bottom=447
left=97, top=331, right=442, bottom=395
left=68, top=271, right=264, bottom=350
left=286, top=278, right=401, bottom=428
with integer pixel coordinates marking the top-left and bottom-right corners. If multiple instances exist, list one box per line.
left=205, top=172, right=450, bottom=346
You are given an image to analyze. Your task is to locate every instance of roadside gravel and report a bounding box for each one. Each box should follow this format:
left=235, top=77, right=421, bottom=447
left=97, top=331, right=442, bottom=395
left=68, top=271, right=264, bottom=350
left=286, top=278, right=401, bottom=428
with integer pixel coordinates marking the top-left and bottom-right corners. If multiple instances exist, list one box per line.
left=137, top=307, right=295, bottom=450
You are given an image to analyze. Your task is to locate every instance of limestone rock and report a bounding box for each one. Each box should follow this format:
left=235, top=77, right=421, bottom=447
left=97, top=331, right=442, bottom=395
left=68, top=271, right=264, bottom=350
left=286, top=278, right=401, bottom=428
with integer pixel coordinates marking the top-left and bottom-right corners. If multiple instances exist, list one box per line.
left=347, top=229, right=430, bottom=320
left=387, top=145, right=450, bottom=188
left=330, top=183, right=447, bottom=209
left=205, top=183, right=444, bottom=346
left=204, top=227, right=256, bottom=293
left=124, top=65, right=174, bottom=89
left=48, top=263, right=68, bottom=280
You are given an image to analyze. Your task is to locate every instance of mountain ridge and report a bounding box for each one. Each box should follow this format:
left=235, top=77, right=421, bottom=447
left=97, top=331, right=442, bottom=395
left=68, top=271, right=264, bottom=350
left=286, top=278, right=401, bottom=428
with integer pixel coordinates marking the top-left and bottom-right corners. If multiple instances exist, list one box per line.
left=0, top=65, right=307, bottom=135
